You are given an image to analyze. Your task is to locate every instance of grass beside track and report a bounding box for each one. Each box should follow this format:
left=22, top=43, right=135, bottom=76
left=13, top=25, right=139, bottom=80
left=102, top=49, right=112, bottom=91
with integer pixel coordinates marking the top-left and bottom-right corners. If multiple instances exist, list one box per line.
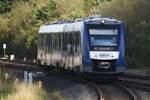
left=0, top=83, right=48, bottom=100
left=0, top=68, right=48, bottom=100
left=0, top=67, right=63, bottom=100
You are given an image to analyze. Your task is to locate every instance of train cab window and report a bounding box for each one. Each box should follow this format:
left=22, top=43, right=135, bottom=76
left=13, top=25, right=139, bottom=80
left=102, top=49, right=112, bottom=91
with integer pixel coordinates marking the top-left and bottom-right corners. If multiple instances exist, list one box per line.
left=90, top=35, right=117, bottom=46
left=89, top=29, right=117, bottom=46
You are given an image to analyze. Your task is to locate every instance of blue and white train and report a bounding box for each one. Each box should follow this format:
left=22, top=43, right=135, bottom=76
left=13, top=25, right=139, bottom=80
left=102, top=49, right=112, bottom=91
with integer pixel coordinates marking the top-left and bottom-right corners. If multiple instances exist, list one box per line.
left=38, top=17, right=125, bottom=75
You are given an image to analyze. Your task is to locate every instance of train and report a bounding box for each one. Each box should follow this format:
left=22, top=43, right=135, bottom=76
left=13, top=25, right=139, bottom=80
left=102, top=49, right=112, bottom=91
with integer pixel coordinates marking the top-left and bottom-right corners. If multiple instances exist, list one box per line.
left=37, top=17, right=125, bottom=75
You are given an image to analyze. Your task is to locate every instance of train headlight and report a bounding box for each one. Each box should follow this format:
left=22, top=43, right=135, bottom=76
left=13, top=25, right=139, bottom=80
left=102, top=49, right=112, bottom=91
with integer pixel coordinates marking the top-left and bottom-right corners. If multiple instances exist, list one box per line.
left=101, top=19, right=105, bottom=24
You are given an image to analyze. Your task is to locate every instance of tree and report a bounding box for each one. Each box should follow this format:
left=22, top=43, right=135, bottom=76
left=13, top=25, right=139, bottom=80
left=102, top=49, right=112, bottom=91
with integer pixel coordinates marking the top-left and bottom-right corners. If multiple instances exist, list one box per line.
left=96, top=0, right=150, bottom=68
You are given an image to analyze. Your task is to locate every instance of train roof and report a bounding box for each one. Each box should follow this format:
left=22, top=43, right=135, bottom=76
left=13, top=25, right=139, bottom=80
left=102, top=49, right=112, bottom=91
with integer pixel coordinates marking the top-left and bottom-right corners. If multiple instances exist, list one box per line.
left=39, top=17, right=122, bottom=34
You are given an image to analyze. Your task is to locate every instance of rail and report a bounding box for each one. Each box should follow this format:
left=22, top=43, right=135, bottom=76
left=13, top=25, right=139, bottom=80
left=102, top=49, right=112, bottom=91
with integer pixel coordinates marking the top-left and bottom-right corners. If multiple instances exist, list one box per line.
left=116, top=83, right=137, bottom=100
left=0, top=59, right=42, bottom=71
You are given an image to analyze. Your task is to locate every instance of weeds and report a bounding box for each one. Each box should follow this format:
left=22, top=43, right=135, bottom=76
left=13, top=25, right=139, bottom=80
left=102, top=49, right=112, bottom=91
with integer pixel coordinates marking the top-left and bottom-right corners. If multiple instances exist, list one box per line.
left=0, top=68, right=48, bottom=100
left=4, top=83, right=48, bottom=100
left=50, top=90, right=63, bottom=100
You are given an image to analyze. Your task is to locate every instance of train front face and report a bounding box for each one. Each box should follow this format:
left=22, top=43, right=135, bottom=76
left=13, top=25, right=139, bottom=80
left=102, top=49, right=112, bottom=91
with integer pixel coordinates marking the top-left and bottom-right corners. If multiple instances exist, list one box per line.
left=85, top=19, right=125, bottom=74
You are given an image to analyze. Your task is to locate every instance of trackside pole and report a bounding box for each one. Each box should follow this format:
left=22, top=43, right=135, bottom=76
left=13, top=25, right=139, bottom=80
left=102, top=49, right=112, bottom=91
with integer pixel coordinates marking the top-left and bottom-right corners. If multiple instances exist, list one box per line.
left=5, top=72, right=9, bottom=80
left=24, top=71, right=33, bottom=85
left=29, top=72, right=33, bottom=85
left=24, top=71, right=28, bottom=84
left=3, top=44, right=6, bottom=57
left=24, top=57, right=27, bottom=62
left=38, top=81, right=42, bottom=88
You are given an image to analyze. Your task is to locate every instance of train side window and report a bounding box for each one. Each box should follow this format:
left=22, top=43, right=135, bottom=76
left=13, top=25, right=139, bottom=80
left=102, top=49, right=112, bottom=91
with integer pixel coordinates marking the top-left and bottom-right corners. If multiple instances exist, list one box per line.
left=56, top=34, right=59, bottom=50
left=59, top=33, right=61, bottom=51
left=75, top=32, right=80, bottom=53
left=66, top=33, right=69, bottom=53
left=78, top=32, right=81, bottom=52
left=49, top=34, right=52, bottom=53
left=51, top=33, right=54, bottom=52
left=53, top=34, right=57, bottom=51
left=38, top=34, right=44, bottom=51
left=38, top=34, right=41, bottom=50
left=74, top=32, right=78, bottom=52
left=52, top=33, right=61, bottom=51
left=55, top=34, right=58, bottom=51
left=68, top=32, right=73, bottom=54
left=73, top=32, right=76, bottom=53
left=45, top=34, right=50, bottom=53
left=55, top=34, right=60, bottom=51
left=62, top=33, right=65, bottom=51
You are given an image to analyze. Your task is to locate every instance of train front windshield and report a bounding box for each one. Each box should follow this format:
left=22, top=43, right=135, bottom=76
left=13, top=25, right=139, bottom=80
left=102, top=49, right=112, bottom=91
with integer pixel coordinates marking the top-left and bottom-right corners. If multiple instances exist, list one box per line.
left=89, top=29, right=117, bottom=46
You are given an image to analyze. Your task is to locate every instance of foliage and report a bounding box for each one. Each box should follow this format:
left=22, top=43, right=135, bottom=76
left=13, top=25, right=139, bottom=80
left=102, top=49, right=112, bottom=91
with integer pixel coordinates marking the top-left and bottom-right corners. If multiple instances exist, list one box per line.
left=50, top=90, right=63, bottom=100
left=0, top=0, right=150, bottom=68
left=0, top=68, right=48, bottom=100
left=96, top=0, right=150, bottom=68
left=0, top=83, right=48, bottom=100
left=4, top=83, right=48, bottom=100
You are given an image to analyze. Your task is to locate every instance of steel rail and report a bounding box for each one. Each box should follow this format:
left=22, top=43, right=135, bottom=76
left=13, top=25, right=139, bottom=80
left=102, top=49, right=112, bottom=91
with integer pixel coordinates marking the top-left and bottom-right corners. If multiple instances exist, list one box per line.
left=122, top=73, right=150, bottom=80
left=0, top=59, right=42, bottom=71
left=116, top=84, right=137, bottom=100
left=88, top=82, right=103, bottom=100
left=118, top=78, right=150, bottom=92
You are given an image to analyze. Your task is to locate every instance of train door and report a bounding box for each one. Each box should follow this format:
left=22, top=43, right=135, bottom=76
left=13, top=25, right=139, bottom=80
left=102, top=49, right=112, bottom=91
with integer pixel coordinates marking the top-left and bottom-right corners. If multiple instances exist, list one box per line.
left=62, top=32, right=69, bottom=68
left=62, top=32, right=73, bottom=68
left=62, top=32, right=81, bottom=69
left=73, top=32, right=81, bottom=70
left=68, top=32, right=74, bottom=68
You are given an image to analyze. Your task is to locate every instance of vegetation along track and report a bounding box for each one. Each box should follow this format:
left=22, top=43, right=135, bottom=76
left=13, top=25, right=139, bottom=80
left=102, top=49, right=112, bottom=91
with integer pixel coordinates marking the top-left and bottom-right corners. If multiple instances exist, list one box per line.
left=0, top=59, right=143, bottom=100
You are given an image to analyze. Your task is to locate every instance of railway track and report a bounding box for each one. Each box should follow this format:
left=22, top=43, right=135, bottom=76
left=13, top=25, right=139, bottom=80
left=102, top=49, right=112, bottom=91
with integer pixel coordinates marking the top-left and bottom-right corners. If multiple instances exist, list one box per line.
left=97, top=83, right=138, bottom=100
left=46, top=71, right=102, bottom=100
left=118, top=72, right=150, bottom=91
left=0, top=59, right=43, bottom=71
left=122, top=73, right=150, bottom=80
left=88, top=82, right=103, bottom=100
left=115, top=83, right=138, bottom=100
left=0, top=66, right=102, bottom=100
left=0, top=59, right=149, bottom=100
left=118, top=78, right=150, bottom=92
left=116, top=77, right=150, bottom=100
left=49, top=71, right=141, bottom=100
